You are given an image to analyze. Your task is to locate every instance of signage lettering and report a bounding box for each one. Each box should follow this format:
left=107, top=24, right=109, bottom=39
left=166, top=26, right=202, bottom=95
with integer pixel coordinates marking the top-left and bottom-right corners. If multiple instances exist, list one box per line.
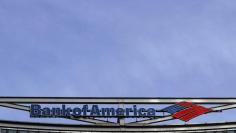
left=30, top=102, right=212, bottom=122
left=30, top=104, right=156, bottom=118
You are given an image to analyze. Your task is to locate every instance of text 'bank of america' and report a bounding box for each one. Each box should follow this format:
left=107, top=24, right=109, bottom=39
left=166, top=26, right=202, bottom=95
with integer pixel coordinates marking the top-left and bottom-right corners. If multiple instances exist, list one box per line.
left=30, top=104, right=157, bottom=117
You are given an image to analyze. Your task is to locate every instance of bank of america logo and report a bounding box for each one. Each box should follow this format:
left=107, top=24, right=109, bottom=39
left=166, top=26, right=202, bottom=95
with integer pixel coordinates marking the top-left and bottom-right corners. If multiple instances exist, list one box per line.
left=162, top=101, right=212, bottom=122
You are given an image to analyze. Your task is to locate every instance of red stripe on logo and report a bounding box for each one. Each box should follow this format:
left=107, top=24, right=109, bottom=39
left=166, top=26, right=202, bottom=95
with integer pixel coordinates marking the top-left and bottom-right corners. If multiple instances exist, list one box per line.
left=173, top=105, right=212, bottom=122
left=179, top=106, right=211, bottom=121
left=173, top=107, right=195, bottom=119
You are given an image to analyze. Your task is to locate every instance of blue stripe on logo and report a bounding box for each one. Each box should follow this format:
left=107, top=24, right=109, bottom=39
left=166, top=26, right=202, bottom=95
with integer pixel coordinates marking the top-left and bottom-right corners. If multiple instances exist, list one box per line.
left=162, top=104, right=186, bottom=114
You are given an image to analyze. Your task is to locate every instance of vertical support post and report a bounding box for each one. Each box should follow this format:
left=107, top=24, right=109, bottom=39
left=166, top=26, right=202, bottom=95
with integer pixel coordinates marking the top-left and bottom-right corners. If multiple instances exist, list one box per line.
left=117, top=103, right=125, bottom=126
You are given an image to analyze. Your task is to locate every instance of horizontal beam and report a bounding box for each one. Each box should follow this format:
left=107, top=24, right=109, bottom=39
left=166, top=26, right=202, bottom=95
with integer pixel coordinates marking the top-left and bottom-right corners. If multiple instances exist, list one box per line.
left=1, top=97, right=236, bottom=104
left=1, top=119, right=236, bottom=132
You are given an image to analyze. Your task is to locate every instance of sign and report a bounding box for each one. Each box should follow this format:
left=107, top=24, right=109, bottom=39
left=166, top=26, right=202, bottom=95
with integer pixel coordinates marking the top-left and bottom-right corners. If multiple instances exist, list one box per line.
left=30, top=104, right=156, bottom=117
left=30, top=101, right=212, bottom=122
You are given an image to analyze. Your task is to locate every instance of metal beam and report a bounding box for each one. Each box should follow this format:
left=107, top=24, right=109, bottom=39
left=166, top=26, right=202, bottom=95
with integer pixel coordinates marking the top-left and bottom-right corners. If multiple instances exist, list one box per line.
left=68, top=116, right=116, bottom=125
left=0, top=103, right=30, bottom=111
left=1, top=97, right=236, bottom=104
left=212, top=104, right=236, bottom=111
left=1, top=119, right=236, bottom=132
left=128, top=116, right=174, bottom=125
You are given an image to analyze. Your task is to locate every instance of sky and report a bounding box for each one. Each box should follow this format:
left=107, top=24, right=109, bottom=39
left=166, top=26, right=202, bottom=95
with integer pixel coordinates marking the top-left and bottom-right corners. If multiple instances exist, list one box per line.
left=0, top=0, right=236, bottom=124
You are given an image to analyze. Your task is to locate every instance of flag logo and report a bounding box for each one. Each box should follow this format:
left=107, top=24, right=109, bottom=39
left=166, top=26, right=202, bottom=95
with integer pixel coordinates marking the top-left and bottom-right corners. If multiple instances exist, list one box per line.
left=162, top=101, right=212, bottom=122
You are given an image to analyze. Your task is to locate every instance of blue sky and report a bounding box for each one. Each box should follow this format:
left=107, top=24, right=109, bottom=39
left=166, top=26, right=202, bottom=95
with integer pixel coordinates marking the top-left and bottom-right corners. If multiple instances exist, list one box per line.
left=0, top=0, right=236, bottom=123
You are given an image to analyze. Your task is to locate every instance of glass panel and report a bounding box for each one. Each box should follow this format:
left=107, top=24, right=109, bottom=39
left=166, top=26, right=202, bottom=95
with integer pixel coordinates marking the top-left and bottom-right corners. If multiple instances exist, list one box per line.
left=8, top=130, right=17, bottom=133
left=18, top=131, right=27, bottom=133
left=38, top=132, right=48, bottom=133
left=227, top=130, right=236, bottom=133
left=28, top=131, right=38, bottom=133
left=1, top=129, right=7, bottom=133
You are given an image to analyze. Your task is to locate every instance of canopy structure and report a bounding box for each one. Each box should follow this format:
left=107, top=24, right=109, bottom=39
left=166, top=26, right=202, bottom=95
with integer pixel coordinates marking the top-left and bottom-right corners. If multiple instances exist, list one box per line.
left=0, top=97, right=236, bottom=132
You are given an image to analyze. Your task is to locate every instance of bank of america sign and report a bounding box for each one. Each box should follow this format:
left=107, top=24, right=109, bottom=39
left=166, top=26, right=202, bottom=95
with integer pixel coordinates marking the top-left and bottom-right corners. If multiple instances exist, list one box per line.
left=1, top=97, right=236, bottom=125
left=30, top=101, right=212, bottom=122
